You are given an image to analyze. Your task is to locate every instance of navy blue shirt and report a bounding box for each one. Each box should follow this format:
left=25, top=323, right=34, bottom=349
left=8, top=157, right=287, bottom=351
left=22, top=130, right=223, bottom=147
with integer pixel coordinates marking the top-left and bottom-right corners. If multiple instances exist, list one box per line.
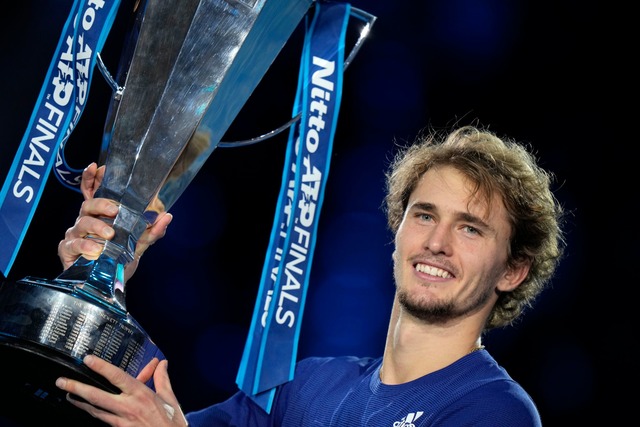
left=186, top=350, right=541, bottom=426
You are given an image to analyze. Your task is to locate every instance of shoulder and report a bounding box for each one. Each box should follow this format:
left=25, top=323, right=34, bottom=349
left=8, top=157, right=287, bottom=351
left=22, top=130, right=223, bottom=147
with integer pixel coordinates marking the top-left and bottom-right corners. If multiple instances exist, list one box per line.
left=294, top=355, right=380, bottom=379
left=474, top=378, right=540, bottom=412
left=436, top=351, right=542, bottom=426
left=451, top=380, right=541, bottom=426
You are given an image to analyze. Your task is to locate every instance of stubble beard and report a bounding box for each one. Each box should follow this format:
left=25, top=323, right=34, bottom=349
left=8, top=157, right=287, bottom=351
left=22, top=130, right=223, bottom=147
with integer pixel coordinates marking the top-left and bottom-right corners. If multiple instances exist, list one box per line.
left=397, top=282, right=495, bottom=325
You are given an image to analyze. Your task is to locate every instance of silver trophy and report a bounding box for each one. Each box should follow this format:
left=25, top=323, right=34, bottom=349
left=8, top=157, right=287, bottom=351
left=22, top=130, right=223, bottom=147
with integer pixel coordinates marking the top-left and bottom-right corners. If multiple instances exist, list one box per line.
left=0, top=0, right=313, bottom=423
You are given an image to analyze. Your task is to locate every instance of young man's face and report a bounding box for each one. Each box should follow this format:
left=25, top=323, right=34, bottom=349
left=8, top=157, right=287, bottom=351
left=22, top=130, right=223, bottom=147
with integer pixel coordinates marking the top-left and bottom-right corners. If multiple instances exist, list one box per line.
left=392, top=165, right=527, bottom=325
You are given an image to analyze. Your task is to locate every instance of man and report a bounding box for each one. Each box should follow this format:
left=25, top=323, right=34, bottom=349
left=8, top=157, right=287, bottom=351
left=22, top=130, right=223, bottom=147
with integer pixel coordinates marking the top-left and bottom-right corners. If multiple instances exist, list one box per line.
left=55, top=125, right=565, bottom=426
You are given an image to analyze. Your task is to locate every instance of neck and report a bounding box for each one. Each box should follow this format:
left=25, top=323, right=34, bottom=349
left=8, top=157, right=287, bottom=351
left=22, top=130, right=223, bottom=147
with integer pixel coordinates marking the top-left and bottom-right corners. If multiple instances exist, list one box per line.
left=380, top=301, right=485, bottom=384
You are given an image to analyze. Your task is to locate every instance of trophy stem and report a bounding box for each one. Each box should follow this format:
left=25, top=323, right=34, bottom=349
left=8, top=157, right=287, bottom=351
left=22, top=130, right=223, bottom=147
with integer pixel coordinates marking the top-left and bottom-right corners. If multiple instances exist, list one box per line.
left=54, top=203, right=151, bottom=315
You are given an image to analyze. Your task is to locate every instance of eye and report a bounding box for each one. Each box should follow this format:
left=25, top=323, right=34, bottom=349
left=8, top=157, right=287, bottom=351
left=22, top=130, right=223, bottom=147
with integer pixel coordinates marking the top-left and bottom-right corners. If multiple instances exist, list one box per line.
left=463, top=225, right=480, bottom=235
left=417, top=212, right=433, bottom=222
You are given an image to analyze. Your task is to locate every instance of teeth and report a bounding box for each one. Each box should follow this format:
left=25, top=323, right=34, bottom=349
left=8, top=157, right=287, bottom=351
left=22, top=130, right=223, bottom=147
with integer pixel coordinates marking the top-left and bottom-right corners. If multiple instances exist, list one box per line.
left=416, top=263, right=451, bottom=278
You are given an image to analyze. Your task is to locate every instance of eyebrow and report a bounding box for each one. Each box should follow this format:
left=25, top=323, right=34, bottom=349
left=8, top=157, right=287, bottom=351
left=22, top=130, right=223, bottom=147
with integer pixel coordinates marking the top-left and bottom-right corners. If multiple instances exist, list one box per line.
left=410, top=201, right=496, bottom=234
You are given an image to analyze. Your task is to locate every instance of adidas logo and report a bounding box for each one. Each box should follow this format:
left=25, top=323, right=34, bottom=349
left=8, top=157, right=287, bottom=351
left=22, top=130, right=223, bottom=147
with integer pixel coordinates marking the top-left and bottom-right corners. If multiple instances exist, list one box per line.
left=393, top=411, right=424, bottom=427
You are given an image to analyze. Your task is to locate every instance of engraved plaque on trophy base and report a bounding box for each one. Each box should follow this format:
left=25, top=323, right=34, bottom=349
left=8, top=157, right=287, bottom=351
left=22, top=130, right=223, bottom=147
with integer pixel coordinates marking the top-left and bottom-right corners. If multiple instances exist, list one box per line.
left=0, top=277, right=161, bottom=426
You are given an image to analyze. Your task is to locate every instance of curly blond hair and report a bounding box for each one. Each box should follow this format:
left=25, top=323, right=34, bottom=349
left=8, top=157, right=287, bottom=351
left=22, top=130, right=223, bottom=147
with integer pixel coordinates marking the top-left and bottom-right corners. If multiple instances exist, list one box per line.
left=385, top=126, right=565, bottom=330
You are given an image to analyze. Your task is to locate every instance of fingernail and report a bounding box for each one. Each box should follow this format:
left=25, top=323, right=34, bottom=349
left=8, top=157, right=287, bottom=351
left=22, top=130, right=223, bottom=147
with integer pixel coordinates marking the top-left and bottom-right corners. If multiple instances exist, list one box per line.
left=55, top=377, right=66, bottom=389
left=103, top=226, right=115, bottom=237
left=106, top=204, right=118, bottom=215
left=84, top=354, right=94, bottom=365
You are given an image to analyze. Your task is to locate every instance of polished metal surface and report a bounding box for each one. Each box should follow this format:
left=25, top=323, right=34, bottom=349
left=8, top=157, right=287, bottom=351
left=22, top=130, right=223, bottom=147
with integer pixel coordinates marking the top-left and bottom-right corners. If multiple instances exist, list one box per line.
left=58, top=0, right=313, bottom=312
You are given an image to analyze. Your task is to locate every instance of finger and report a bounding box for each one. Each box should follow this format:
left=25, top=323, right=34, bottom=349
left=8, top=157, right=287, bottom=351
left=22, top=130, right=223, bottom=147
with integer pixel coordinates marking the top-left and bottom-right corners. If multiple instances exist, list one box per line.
left=66, top=216, right=115, bottom=241
left=56, top=356, right=134, bottom=418
left=95, top=165, right=105, bottom=189
left=78, top=198, right=119, bottom=220
left=135, top=357, right=161, bottom=384
left=123, top=213, right=172, bottom=282
left=55, top=373, right=121, bottom=419
left=58, top=235, right=104, bottom=269
left=80, top=163, right=98, bottom=200
left=153, top=360, right=175, bottom=401
left=135, top=213, right=173, bottom=256
left=79, top=356, right=179, bottom=425
left=59, top=215, right=116, bottom=269
left=65, top=393, right=120, bottom=425
left=153, top=359, right=188, bottom=423
left=82, top=355, right=135, bottom=394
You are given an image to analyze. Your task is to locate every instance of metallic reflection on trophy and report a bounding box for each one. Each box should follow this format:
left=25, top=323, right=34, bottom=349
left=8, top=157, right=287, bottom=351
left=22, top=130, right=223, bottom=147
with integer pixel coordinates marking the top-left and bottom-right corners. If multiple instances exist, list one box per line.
left=0, top=0, right=312, bottom=422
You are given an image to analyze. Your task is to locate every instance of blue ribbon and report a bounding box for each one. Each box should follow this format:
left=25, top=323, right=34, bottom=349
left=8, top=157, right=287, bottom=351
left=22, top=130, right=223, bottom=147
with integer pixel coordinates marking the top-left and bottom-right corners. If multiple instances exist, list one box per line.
left=236, top=0, right=351, bottom=413
left=0, top=0, right=122, bottom=276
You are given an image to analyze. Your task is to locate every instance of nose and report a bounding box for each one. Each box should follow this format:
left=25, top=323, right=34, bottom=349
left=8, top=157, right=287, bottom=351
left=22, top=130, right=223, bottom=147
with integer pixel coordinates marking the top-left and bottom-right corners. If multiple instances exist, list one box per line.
left=424, top=223, right=452, bottom=255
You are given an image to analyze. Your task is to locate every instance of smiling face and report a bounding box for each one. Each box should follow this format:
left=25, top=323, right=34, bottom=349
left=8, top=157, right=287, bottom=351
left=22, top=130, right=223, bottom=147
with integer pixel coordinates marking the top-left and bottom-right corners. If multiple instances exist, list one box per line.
left=393, top=165, right=528, bottom=326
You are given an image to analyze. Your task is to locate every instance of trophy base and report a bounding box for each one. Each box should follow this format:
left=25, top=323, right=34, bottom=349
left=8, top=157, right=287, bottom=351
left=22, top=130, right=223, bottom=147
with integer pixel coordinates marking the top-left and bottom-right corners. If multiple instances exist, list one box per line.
left=0, top=277, right=164, bottom=426
left=0, top=338, right=113, bottom=426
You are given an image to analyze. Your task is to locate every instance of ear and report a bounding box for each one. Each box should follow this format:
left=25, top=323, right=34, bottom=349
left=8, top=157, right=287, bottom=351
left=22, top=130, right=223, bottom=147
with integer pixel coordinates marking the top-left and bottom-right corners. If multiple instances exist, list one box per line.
left=497, top=261, right=531, bottom=292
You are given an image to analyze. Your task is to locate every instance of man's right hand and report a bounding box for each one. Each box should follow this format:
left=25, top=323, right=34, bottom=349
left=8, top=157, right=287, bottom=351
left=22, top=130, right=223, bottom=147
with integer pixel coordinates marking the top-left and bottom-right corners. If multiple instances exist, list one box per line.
left=57, top=162, right=173, bottom=282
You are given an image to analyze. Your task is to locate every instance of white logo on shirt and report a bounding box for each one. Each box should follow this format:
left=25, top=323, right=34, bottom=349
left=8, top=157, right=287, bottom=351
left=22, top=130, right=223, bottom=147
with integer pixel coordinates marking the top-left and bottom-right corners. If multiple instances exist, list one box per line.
left=393, top=411, right=424, bottom=427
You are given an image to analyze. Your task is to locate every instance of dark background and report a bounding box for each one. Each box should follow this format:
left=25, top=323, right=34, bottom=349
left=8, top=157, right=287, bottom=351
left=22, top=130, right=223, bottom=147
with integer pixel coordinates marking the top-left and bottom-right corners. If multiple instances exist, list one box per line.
left=0, top=0, right=630, bottom=425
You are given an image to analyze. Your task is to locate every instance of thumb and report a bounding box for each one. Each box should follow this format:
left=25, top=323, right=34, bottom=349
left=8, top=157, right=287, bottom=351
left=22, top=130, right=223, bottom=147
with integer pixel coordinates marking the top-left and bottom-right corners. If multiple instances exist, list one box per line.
left=154, top=359, right=180, bottom=406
